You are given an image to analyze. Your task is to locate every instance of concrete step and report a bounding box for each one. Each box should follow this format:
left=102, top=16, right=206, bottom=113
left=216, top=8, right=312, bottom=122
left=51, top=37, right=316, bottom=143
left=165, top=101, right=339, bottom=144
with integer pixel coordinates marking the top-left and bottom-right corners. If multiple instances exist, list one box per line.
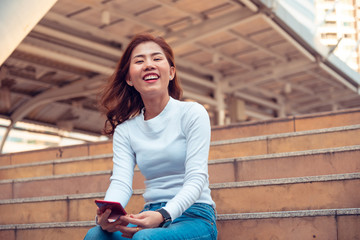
left=216, top=208, right=360, bottom=240
left=0, top=141, right=112, bottom=167
left=209, top=125, right=360, bottom=159
left=211, top=107, right=360, bottom=141
left=1, top=173, right=359, bottom=225
left=1, top=146, right=359, bottom=200
left=211, top=145, right=360, bottom=182
left=1, top=125, right=359, bottom=182
left=211, top=173, right=360, bottom=215
left=0, top=154, right=113, bottom=181
left=0, top=208, right=359, bottom=240
left=0, top=171, right=112, bottom=200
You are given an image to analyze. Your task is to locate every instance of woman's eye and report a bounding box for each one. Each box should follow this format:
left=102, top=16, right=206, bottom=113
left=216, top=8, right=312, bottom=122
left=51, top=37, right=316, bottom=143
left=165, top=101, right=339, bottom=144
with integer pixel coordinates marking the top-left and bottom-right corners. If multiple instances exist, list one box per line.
left=154, top=57, right=162, bottom=61
left=135, top=60, right=143, bottom=64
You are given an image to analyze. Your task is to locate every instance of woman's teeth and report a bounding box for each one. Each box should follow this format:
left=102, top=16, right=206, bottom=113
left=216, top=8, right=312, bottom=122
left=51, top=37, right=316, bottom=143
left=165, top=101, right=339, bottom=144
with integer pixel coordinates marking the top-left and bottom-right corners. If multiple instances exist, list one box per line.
left=144, top=75, right=159, bottom=81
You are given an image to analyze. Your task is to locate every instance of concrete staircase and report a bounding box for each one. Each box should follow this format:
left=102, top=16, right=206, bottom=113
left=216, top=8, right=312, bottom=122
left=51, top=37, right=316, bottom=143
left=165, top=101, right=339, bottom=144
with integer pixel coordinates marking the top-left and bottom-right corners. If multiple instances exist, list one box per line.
left=0, top=108, right=359, bottom=240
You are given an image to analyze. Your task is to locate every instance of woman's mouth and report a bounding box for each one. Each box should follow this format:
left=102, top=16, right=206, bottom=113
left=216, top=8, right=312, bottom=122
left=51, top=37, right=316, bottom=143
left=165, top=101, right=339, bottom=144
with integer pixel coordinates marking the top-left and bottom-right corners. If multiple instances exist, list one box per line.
left=143, top=74, right=159, bottom=83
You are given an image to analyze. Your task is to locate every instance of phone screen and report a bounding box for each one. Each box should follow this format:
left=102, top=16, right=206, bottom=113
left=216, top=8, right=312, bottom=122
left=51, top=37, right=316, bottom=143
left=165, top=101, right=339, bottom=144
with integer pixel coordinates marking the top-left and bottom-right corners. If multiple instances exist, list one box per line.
left=95, top=200, right=127, bottom=221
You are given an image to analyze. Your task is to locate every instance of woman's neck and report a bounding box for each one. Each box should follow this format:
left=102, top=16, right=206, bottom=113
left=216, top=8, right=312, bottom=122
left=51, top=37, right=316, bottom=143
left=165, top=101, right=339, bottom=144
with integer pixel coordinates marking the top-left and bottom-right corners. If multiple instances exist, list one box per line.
left=143, top=95, right=170, bottom=120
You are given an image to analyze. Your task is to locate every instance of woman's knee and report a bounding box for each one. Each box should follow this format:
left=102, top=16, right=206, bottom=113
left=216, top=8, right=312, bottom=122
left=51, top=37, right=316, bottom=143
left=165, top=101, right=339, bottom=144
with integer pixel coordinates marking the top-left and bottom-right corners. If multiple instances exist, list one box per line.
left=132, top=229, right=149, bottom=240
left=83, top=226, right=112, bottom=240
left=132, top=228, right=162, bottom=240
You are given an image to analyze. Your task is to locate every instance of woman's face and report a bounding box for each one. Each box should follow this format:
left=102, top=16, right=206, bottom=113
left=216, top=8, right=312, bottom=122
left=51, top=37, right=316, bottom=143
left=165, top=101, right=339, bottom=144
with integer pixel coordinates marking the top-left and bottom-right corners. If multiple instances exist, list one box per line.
left=127, top=41, right=175, bottom=100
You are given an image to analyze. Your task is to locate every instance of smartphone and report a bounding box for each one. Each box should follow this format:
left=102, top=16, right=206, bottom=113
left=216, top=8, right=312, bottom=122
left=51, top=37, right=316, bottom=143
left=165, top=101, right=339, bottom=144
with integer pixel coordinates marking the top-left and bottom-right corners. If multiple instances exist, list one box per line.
left=95, top=200, right=127, bottom=221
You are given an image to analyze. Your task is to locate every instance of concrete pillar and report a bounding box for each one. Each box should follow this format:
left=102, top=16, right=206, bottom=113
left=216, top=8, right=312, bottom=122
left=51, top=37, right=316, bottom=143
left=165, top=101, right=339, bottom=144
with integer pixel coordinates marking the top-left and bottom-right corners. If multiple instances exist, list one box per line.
left=276, top=96, right=287, bottom=118
left=229, top=96, right=247, bottom=123
left=0, top=0, right=58, bottom=153
left=214, top=75, right=226, bottom=126
left=0, top=0, right=58, bottom=65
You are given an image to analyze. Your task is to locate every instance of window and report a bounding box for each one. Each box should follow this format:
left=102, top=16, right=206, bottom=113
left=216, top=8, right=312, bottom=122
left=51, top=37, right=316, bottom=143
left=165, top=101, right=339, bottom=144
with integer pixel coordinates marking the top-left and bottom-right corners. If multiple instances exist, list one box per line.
left=326, top=33, right=338, bottom=38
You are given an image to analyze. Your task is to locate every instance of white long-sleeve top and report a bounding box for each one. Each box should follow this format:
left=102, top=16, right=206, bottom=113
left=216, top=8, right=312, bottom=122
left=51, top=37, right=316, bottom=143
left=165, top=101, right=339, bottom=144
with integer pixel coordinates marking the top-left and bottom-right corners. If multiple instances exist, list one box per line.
left=104, top=97, right=215, bottom=220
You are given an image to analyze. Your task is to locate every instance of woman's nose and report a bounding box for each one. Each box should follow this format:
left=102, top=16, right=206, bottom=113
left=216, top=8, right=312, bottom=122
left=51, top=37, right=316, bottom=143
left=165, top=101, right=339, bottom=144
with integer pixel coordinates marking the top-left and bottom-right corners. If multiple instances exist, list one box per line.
left=143, top=59, right=155, bottom=71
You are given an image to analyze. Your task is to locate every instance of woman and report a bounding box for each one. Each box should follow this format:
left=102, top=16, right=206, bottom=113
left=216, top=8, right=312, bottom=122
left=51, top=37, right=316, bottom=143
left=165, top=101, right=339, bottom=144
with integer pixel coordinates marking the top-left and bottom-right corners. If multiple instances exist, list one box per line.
left=84, top=33, right=217, bottom=240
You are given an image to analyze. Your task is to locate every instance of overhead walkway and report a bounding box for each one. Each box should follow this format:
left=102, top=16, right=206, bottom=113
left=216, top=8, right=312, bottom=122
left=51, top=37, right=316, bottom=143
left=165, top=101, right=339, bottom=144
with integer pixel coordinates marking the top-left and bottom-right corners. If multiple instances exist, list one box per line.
left=0, top=0, right=360, bottom=153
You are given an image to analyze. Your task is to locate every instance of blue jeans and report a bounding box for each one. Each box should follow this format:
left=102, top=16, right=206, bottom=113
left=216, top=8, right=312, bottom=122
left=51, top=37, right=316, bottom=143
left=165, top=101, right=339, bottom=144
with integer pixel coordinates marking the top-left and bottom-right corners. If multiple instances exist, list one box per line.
left=84, top=202, right=217, bottom=240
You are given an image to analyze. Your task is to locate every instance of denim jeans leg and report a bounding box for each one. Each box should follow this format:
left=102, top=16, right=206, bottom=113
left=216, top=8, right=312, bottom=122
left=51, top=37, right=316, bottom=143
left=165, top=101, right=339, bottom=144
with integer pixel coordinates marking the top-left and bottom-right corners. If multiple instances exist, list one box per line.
left=82, top=204, right=155, bottom=240
left=132, top=203, right=217, bottom=240
left=83, top=224, right=137, bottom=240
left=84, top=203, right=217, bottom=240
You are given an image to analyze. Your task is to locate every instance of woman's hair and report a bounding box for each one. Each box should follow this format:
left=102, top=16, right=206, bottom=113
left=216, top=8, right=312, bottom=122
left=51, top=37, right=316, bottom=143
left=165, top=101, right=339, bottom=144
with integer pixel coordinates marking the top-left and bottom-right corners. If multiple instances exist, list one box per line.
left=99, top=33, right=183, bottom=135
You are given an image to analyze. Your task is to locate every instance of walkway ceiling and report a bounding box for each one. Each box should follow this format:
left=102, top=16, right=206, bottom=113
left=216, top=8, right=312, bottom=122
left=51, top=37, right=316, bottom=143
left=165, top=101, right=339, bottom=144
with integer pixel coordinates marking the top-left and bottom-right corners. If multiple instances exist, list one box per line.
left=1, top=0, right=360, bottom=141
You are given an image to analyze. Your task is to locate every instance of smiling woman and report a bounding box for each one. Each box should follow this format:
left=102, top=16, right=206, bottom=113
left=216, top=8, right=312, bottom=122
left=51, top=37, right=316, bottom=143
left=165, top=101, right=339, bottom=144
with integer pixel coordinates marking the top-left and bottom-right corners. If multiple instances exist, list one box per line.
left=126, top=41, right=176, bottom=117
left=99, top=34, right=182, bottom=135
left=83, top=33, right=218, bottom=240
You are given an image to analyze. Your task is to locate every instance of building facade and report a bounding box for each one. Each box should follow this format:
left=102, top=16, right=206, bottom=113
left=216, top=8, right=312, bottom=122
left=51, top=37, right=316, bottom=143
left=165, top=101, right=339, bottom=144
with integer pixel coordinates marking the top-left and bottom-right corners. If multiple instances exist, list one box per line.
left=316, top=0, right=360, bottom=72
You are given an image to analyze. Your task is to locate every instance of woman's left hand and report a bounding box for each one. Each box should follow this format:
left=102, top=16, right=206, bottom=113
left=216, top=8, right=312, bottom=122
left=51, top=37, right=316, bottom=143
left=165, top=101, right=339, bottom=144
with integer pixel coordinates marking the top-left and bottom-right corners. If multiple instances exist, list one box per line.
left=116, top=211, right=164, bottom=238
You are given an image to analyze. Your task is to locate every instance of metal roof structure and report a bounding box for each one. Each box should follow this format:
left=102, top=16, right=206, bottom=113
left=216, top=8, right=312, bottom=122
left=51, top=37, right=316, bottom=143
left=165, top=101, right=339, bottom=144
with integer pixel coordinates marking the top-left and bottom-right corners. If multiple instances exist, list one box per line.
left=1, top=0, right=360, bottom=152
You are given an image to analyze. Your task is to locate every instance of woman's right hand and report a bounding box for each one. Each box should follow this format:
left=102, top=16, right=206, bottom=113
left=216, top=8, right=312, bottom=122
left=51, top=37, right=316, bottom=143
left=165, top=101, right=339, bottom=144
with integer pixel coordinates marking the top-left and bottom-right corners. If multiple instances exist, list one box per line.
left=96, top=207, right=128, bottom=232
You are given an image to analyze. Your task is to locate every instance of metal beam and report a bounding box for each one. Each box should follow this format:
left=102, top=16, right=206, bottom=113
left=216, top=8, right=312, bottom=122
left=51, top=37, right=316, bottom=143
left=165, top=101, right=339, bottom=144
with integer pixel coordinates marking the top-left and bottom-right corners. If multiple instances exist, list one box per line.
left=223, top=59, right=310, bottom=84
left=178, top=71, right=216, bottom=89
left=86, top=0, right=167, bottom=33
left=166, top=9, right=259, bottom=48
left=318, top=62, right=358, bottom=93
left=307, top=70, right=345, bottom=89
left=0, top=76, right=104, bottom=153
left=245, top=109, right=273, bottom=120
left=194, top=42, right=253, bottom=70
left=44, top=11, right=129, bottom=44
left=261, top=14, right=316, bottom=62
left=148, top=0, right=205, bottom=21
left=13, top=77, right=102, bottom=123
left=16, top=43, right=114, bottom=75
left=295, top=90, right=357, bottom=112
left=33, top=25, right=122, bottom=58
left=234, top=91, right=280, bottom=110
left=238, top=0, right=259, bottom=12
left=7, top=73, right=54, bottom=88
left=24, top=36, right=116, bottom=67
left=227, top=28, right=287, bottom=62
left=182, top=91, right=217, bottom=106
left=225, top=61, right=315, bottom=92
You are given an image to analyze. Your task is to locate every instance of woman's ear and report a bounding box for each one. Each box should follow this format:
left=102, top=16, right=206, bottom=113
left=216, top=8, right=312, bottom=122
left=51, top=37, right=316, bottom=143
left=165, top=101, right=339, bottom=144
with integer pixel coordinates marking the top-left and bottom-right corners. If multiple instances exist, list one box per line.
left=126, top=77, right=133, bottom=86
left=169, top=66, right=175, bottom=81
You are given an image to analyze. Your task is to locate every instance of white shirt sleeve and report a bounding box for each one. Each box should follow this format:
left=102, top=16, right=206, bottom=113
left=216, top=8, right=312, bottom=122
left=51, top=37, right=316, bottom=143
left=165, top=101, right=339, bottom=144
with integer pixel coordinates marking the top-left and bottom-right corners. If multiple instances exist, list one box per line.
left=163, top=103, right=211, bottom=220
left=104, top=122, right=136, bottom=208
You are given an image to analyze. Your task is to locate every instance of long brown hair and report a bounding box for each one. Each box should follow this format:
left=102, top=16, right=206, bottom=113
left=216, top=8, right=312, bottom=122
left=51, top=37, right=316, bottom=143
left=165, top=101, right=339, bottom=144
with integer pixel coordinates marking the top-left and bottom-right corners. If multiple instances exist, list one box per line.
left=100, top=33, right=183, bottom=135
